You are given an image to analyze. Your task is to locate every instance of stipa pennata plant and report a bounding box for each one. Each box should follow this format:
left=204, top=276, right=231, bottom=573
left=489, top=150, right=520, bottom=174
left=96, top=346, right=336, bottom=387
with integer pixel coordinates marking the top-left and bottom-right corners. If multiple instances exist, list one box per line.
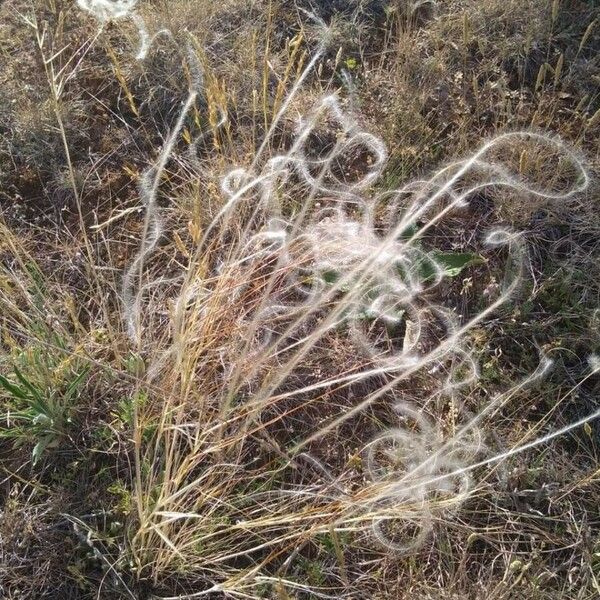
left=128, top=106, right=593, bottom=595
left=77, top=0, right=160, bottom=60
left=69, top=4, right=598, bottom=597
left=361, top=401, right=482, bottom=553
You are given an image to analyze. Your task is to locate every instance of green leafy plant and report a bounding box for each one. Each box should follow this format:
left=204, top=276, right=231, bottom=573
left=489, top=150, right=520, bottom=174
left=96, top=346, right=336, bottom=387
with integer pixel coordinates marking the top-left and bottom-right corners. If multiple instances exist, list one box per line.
left=419, top=250, right=483, bottom=281
left=0, top=355, right=89, bottom=464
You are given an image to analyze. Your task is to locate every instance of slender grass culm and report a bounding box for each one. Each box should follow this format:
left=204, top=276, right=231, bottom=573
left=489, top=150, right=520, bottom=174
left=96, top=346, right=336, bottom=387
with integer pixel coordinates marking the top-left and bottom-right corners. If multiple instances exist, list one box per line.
left=1, top=1, right=598, bottom=599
